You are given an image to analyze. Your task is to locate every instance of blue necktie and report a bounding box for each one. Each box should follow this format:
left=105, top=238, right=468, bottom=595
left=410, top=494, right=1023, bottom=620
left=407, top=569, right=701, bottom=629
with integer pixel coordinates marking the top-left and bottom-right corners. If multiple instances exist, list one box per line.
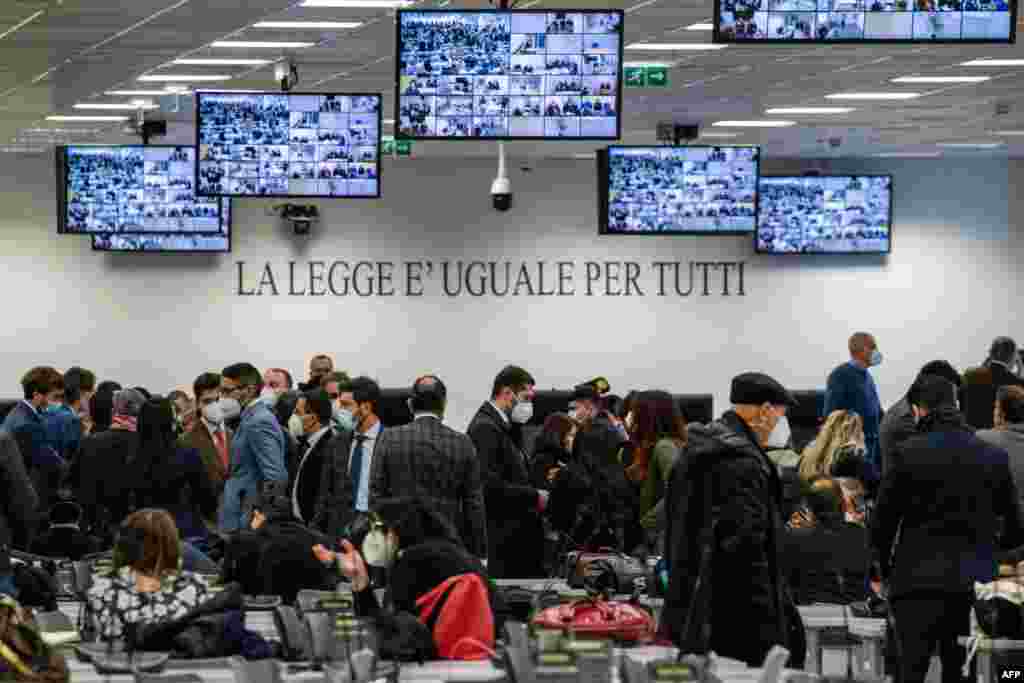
left=351, top=434, right=367, bottom=509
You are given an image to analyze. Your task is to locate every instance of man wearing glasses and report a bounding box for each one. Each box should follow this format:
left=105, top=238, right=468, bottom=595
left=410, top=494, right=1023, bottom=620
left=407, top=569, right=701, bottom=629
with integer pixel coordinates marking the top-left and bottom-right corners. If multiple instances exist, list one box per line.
left=467, top=365, right=547, bottom=578
left=218, top=362, right=289, bottom=532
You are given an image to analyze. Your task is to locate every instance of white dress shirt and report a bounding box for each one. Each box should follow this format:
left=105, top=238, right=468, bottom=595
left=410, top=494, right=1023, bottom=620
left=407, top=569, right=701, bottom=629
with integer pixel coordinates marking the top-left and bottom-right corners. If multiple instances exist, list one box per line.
left=348, top=420, right=382, bottom=513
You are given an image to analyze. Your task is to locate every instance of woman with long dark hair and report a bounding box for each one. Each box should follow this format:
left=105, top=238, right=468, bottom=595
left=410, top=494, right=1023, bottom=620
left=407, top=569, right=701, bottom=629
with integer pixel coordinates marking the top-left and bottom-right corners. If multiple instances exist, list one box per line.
left=133, top=397, right=219, bottom=555
left=88, top=381, right=122, bottom=434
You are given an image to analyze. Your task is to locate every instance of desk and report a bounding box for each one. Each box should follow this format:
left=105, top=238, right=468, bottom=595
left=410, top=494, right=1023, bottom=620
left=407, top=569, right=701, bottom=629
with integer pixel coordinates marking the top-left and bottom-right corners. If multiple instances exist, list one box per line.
left=846, top=612, right=886, bottom=678
left=797, top=605, right=847, bottom=675
left=958, top=636, right=1024, bottom=683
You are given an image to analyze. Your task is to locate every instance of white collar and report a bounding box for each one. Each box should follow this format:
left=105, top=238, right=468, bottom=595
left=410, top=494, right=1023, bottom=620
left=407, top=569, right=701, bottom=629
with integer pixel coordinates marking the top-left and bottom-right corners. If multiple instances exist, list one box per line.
left=489, top=400, right=509, bottom=424
left=414, top=412, right=441, bottom=421
left=357, top=420, right=382, bottom=439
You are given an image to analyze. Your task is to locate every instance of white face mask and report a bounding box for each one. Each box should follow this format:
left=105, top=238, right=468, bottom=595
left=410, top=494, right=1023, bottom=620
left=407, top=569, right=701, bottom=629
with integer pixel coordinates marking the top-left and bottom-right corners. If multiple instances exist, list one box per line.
left=202, top=403, right=224, bottom=425
left=766, top=415, right=791, bottom=450
left=362, top=529, right=399, bottom=568
left=511, top=400, right=533, bottom=424
left=288, top=414, right=305, bottom=439
left=218, top=398, right=242, bottom=422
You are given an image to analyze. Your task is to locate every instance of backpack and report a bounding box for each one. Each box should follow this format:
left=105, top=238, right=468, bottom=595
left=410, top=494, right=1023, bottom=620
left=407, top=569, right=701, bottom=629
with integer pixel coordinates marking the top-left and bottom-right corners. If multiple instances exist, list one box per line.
left=415, top=574, right=494, bottom=660
left=0, top=596, right=69, bottom=683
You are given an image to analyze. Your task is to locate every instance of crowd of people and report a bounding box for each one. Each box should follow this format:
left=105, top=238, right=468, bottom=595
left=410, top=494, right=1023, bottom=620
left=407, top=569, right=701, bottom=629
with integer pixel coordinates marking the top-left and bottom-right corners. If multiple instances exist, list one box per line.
left=1, top=334, right=1023, bottom=679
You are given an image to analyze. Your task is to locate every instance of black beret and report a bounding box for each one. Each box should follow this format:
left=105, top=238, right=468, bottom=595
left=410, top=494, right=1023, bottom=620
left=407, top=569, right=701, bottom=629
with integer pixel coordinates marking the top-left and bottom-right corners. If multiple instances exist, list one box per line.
left=729, top=372, right=799, bottom=407
left=572, top=384, right=599, bottom=401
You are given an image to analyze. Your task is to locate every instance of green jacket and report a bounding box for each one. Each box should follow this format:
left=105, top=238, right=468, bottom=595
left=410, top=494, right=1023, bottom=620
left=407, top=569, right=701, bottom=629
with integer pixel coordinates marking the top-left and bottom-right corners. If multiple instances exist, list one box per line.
left=640, top=438, right=683, bottom=529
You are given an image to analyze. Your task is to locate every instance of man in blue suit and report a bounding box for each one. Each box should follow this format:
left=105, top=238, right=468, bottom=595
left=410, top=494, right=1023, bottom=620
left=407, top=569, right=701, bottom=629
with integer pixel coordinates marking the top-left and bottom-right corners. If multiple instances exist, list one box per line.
left=218, top=362, right=288, bottom=532
left=1, top=367, right=66, bottom=512
left=824, top=332, right=883, bottom=486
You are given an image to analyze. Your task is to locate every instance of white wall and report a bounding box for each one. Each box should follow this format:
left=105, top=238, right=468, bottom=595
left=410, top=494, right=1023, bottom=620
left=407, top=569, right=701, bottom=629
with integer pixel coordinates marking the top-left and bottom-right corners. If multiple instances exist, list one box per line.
left=1, top=154, right=1021, bottom=430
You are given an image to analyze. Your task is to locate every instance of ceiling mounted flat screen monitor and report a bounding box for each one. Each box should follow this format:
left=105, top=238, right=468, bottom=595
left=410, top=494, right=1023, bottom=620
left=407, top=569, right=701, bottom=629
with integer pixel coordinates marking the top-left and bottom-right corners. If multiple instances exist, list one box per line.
left=600, top=146, right=760, bottom=234
left=715, top=0, right=1014, bottom=42
left=756, top=175, right=893, bottom=254
left=396, top=10, right=624, bottom=140
left=195, top=92, right=381, bottom=198
left=58, top=145, right=224, bottom=234
left=92, top=199, right=231, bottom=253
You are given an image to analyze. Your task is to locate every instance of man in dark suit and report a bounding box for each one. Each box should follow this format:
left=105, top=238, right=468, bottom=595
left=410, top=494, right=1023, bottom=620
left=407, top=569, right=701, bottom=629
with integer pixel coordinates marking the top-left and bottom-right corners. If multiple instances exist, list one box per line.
left=291, top=389, right=335, bottom=524
left=298, top=354, right=335, bottom=393
left=43, top=366, right=95, bottom=462
left=179, top=373, right=232, bottom=527
left=467, top=365, right=547, bottom=579
left=873, top=375, right=1024, bottom=683
left=961, top=337, right=1024, bottom=430
left=1, top=367, right=66, bottom=513
left=879, top=360, right=961, bottom=476
left=0, top=431, right=38, bottom=597
left=313, top=377, right=381, bottom=540
left=74, top=388, right=146, bottom=542
left=370, top=375, right=487, bottom=559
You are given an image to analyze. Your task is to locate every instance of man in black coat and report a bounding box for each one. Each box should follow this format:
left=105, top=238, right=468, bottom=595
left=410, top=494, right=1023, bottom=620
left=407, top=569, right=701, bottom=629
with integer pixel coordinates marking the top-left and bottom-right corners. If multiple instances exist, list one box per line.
left=467, top=365, right=547, bottom=578
left=660, top=372, right=801, bottom=667
left=370, top=375, right=488, bottom=560
left=879, top=360, right=961, bottom=476
left=290, top=389, right=335, bottom=525
left=872, top=375, right=1024, bottom=683
left=961, top=337, right=1024, bottom=430
left=0, top=432, right=39, bottom=596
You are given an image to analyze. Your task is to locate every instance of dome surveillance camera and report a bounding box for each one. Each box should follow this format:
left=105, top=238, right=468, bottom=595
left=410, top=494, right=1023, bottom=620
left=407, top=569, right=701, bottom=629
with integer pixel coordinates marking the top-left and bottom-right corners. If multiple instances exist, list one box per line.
left=491, top=176, right=512, bottom=212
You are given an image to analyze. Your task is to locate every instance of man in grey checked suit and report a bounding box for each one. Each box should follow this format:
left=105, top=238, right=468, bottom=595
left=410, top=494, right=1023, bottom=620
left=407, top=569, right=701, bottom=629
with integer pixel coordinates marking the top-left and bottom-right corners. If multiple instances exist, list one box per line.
left=369, top=375, right=488, bottom=560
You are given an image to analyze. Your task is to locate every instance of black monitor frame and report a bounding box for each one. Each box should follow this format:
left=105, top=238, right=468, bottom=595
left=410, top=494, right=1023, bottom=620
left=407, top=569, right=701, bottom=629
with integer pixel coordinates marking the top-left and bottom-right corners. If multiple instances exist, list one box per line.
left=194, top=91, right=383, bottom=200
left=712, top=0, right=1016, bottom=44
left=599, top=144, right=762, bottom=236
left=394, top=8, right=625, bottom=142
left=755, top=173, right=894, bottom=255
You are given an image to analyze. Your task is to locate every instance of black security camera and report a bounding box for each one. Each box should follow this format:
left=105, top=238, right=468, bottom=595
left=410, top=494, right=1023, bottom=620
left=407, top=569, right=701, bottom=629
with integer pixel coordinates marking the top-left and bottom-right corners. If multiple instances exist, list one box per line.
left=274, top=204, right=320, bottom=235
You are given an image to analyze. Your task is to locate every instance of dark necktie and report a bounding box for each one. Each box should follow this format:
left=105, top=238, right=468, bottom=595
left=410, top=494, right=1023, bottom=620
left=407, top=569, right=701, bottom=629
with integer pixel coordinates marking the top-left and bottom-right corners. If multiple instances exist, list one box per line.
left=350, top=434, right=368, bottom=508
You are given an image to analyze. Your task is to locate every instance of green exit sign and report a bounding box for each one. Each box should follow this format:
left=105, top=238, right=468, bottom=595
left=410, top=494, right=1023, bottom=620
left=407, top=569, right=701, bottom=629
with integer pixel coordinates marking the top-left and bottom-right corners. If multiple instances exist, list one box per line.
left=382, top=139, right=395, bottom=155
left=625, top=65, right=670, bottom=89
left=624, top=66, right=646, bottom=88
left=395, top=140, right=412, bottom=156
left=645, top=66, right=669, bottom=88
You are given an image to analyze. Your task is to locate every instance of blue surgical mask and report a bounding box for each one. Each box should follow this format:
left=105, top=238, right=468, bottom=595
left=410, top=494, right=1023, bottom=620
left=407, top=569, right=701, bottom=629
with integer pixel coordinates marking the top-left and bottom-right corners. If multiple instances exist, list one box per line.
left=332, top=406, right=356, bottom=433
left=44, top=402, right=62, bottom=415
left=869, top=350, right=883, bottom=367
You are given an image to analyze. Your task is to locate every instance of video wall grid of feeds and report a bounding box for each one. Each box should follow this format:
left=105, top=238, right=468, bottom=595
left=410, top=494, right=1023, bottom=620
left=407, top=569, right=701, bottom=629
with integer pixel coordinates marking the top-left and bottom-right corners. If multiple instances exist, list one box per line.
left=58, top=145, right=225, bottom=235
left=600, top=146, right=761, bottom=235
left=756, top=175, right=893, bottom=254
left=395, top=10, right=625, bottom=140
left=715, top=0, right=1015, bottom=41
left=92, top=199, right=231, bottom=253
left=195, top=92, right=382, bottom=199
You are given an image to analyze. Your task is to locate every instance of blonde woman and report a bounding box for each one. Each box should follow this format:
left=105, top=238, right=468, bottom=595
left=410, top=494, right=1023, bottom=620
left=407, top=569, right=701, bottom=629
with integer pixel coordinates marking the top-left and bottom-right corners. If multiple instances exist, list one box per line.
left=799, top=410, right=865, bottom=482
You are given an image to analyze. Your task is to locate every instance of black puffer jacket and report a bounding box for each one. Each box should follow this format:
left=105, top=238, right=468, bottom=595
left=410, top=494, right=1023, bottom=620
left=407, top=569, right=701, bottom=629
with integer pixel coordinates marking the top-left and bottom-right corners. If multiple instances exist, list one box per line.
left=0, top=433, right=38, bottom=572
left=660, top=411, right=796, bottom=666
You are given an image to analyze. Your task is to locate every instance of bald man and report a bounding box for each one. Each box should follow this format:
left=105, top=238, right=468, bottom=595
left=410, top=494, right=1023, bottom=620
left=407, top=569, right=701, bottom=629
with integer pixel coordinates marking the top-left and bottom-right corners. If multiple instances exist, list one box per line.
left=824, top=332, right=883, bottom=484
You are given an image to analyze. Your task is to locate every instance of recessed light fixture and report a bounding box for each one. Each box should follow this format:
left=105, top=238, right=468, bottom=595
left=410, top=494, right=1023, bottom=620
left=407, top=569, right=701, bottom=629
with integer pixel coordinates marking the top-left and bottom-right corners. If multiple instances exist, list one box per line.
left=383, top=119, right=395, bottom=125
left=765, top=107, right=855, bottom=114
left=24, top=128, right=101, bottom=134
left=211, top=41, right=315, bottom=49
left=961, top=59, right=1024, bottom=66
left=105, top=89, right=192, bottom=96
left=253, top=21, right=364, bottom=29
left=138, top=74, right=232, bottom=82
left=174, top=58, right=273, bottom=66
left=712, top=120, right=795, bottom=127
left=936, top=142, right=1003, bottom=148
left=73, top=102, right=158, bottom=110
left=686, top=22, right=714, bottom=30
left=626, top=43, right=726, bottom=50
left=826, top=92, right=921, bottom=101
left=301, top=0, right=414, bottom=6
left=890, top=75, right=990, bottom=83
left=994, top=130, right=1024, bottom=136
left=572, top=153, right=596, bottom=159
left=46, top=115, right=130, bottom=122
left=699, top=132, right=742, bottom=138
left=873, top=152, right=942, bottom=158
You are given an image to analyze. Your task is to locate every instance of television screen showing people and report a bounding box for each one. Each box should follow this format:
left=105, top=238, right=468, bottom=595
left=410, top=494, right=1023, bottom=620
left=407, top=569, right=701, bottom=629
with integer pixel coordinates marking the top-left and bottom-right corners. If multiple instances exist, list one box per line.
left=62, top=146, right=223, bottom=234
left=396, top=10, right=624, bottom=139
left=92, top=199, right=231, bottom=253
left=603, top=146, right=760, bottom=234
left=716, top=0, right=1013, bottom=41
left=756, top=175, right=892, bottom=253
left=196, top=92, right=381, bottom=198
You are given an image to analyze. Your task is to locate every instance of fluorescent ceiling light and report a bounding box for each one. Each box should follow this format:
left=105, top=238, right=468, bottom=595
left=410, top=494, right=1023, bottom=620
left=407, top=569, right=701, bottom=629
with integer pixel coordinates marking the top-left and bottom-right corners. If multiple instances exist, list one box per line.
left=0, top=10, right=44, bottom=42
left=174, top=58, right=272, bottom=65
left=891, top=75, right=990, bottom=83
left=383, top=118, right=394, bottom=125
left=253, top=21, right=363, bottom=29
left=211, top=41, right=315, bottom=48
left=572, top=153, right=596, bottom=159
left=936, top=142, right=1003, bottom=148
left=301, top=0, right=414, bottom=6
left=105, top=89, right=191, bottom=96
left=712, top=120, right=795, bottom=127
left=961, top=59, right=1024, bottom=66
left=686, top=22, right=713, bottom=30
left=873, top=152, right=941, bottom=158
left=765, top=107, right=854, bottom=114
left=74, top=102, right=158, bottom=110
left=626, top=43, right=726, bottom=50
left=624, top=61, right=675, bottom=68
left=46, top=115, right=129, bottom=122
left=826, top=92, right=921, bottom=100
left=994, top=130, right=1024, bottom=136
left=699, top=132, right=742, bottom=138
left=139, top=74, right=232, bottom=82
left=24, top=128, right=101, bottom=134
